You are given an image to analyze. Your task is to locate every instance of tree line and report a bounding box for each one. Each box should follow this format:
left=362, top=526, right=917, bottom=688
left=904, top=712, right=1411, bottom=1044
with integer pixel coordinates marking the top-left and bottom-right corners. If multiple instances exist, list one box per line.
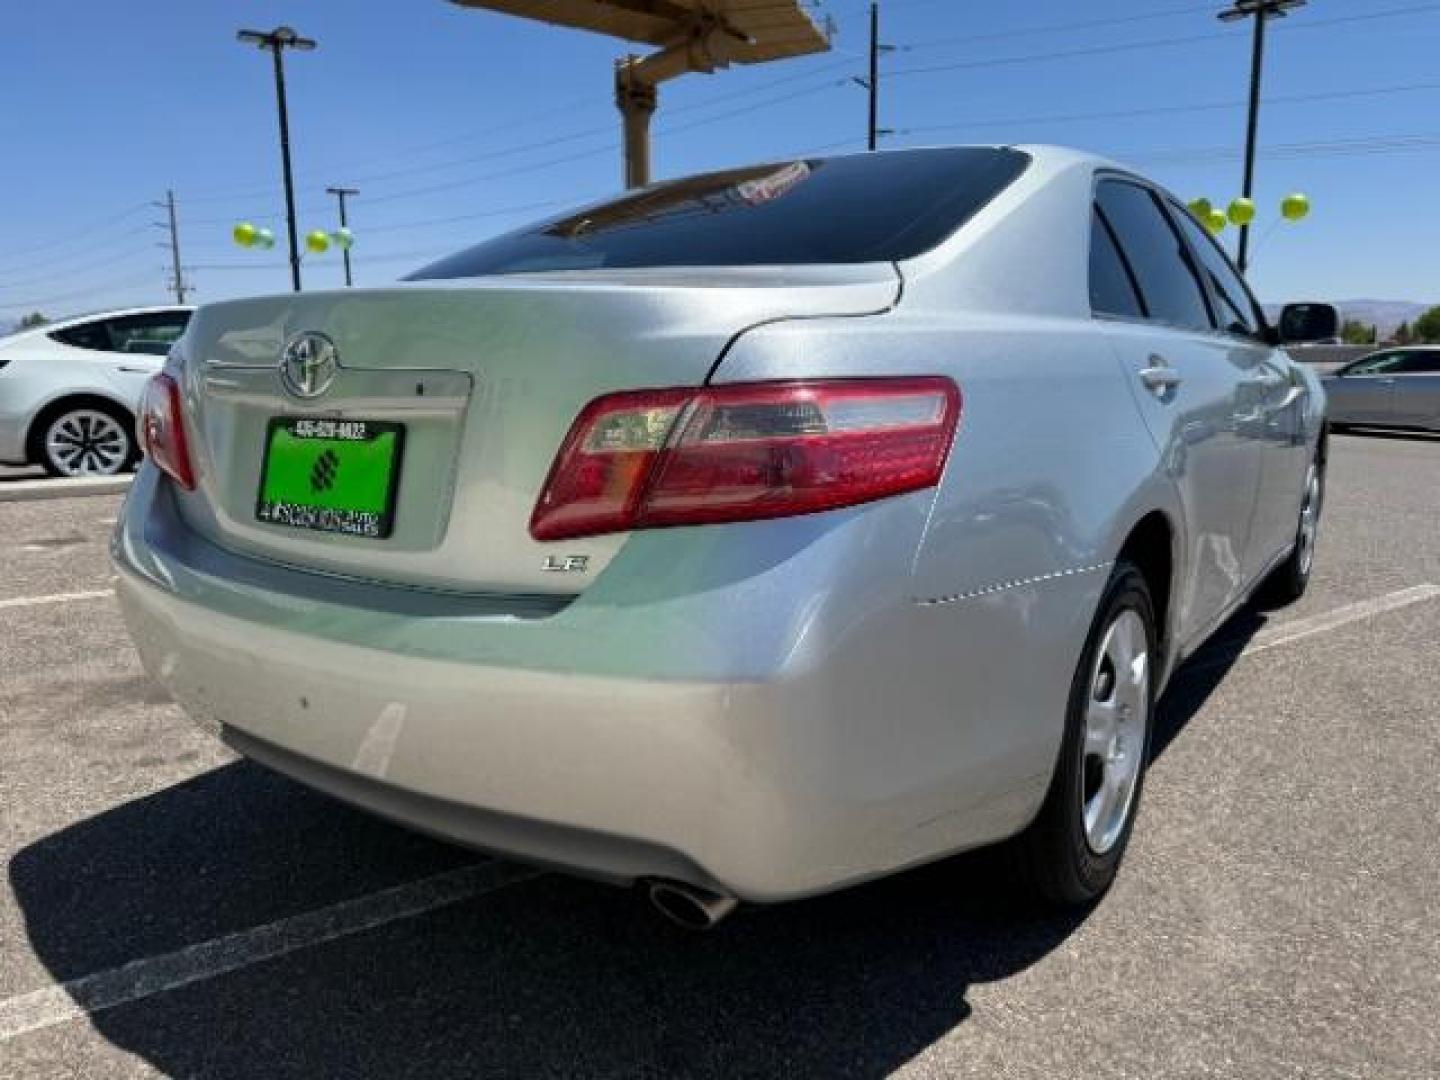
left=1342, top=307, right=1440, bottom=346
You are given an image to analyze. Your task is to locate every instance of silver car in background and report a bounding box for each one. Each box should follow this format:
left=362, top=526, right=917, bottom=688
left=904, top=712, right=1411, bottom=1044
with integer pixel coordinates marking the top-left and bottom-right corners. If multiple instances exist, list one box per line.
left=113, top=147, right=1330, bottom=929
left=1323, top=345, right=1440, bottom=432
left=0, top=306, right=193, bottom=475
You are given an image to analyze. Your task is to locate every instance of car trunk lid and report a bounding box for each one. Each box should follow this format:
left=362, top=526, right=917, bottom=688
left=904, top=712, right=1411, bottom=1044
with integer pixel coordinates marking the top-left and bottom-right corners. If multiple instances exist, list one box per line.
left=173, top=268, right=899, bottom=595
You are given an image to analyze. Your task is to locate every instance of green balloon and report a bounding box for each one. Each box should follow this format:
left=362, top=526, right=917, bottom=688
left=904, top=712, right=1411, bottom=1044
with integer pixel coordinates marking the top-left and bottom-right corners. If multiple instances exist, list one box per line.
left=1227, top=197, right=1256, bottom=226
left=1281, top=193, right=1311, bottom=222
left=1205, top=209, right=1229, bottom=234
left=305, top=229, right=331, bottom=254
left=255, top=227, right=276, bottom=250
left=232, top=221, right=258, bottom=248
left=332, top=227, right=354, bottom=251
left=1188, top=198, right=1213, bottom=219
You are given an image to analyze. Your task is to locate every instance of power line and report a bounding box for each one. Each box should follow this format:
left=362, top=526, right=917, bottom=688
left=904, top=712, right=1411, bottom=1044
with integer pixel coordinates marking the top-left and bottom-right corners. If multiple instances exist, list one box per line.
left=891, top=80, right=1440, bottom=140
left=1130, top=131, right=1440, bottom=165
left=886, top=2, right=1440, bottom=81
left=180, top=55, right=859, bottom=209
left=897, top=2, right=1217, bottom=53
left=0, top=211, right=150, bottom=272
left=0, top=246, right=150, bottom=291
left=0, top=272, right=159, bottom=314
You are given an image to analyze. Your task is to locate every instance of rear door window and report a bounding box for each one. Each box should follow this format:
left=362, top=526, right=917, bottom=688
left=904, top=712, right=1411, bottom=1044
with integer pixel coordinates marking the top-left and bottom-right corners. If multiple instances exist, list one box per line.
left=1090, top=208, right=1145, bottom=319
left=1095, top=179, right=1215, bottom=333
left=410, top=149, right=1031, bottom=278
left=1167, top=204, right=1263, bottom=338
left=1342, top=352, right=1406, bottom=376
left=50, top=311, right=191, bottom=355
left=1391, top=351, right=1440, bottom=374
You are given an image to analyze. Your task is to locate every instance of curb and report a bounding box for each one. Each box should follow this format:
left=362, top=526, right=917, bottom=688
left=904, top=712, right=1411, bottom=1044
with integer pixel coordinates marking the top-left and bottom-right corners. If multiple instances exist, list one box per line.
left=0, top=476, right=133, bottom=503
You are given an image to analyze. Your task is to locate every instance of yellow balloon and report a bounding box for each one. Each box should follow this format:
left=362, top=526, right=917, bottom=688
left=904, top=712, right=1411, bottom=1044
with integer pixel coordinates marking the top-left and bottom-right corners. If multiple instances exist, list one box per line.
left=1281, top=193, right=1311, bottom=222
left=1227, top=197, right=1256, bottom=226
left=305, top=229, right=331, bottom=254
left=232, top=221, right=258, bottom=248
left=1205, top=209, right=1229, bottom=234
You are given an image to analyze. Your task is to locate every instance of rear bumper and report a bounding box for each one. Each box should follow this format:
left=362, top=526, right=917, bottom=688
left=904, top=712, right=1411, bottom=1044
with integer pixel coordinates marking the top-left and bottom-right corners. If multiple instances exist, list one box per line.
left=113, top=466, right=1085, bottom=900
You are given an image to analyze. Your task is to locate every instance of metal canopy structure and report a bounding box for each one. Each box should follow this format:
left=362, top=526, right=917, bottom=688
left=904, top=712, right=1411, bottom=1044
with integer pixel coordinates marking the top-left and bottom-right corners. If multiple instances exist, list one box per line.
left=451, top=1, right=832, bottom=188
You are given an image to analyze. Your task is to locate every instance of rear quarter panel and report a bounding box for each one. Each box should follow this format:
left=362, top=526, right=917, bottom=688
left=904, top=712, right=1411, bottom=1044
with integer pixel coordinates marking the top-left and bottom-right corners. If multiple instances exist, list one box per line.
left=708, top=150, right=1177, bottom=848
left=713, top=306, right=1171, bottom=859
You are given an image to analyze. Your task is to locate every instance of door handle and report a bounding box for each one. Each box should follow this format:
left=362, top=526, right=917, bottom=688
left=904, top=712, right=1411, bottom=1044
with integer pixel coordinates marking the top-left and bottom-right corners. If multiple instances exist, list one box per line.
left=1138, top=363, right=1183, bottom=395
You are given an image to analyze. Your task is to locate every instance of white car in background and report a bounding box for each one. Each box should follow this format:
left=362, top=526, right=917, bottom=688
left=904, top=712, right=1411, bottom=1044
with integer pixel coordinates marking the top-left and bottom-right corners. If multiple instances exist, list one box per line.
left=0, top=306, right=192, bottom=476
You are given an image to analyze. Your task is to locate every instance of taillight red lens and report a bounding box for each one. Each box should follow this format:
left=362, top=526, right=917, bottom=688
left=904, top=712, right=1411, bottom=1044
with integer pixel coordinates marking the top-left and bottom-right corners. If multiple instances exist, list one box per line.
left=530, top=377, right=960, bottom=541
left=138, top=373, right=196, bottom=490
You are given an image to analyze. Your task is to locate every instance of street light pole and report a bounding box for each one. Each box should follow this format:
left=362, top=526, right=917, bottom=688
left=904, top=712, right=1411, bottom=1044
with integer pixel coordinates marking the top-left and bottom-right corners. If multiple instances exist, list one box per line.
left=237, top=26, right=317, bottom=293
left=325, top=186, right=359, bottom=287
left=1217, top=0, right=1306, bottom=275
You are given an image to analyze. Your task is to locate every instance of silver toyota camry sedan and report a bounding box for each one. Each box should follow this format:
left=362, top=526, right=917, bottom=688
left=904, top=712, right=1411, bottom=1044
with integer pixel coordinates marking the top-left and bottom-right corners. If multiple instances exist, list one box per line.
left=1322, top=345, right=1440, bottom=432
left=114, top=146, right=1331, bottom=929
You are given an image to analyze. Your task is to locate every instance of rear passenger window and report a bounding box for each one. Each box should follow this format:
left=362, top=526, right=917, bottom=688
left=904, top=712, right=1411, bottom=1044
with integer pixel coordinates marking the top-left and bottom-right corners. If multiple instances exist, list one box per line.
left=1090, top=209, right=1145, bottom=319
left=1393, top=352, right=1440, bottom=374
left=1168, top=205, right=1262, bottom=337
left=1096, top=179, right=1214, bottom=333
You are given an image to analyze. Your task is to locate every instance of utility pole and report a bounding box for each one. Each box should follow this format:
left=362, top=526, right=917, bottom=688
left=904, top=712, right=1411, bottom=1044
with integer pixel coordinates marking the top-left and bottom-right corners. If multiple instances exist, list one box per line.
left=868, top=3, right=880, bottom=150
left=237, top=26, right=317, bottom=292
left=1217, top=0, right=1306, bottom=274
left=852, top=3, right=893, bottom=151
left=325, top=186, right=359, bottom=287
left=154, top=189, right=190, bottom=304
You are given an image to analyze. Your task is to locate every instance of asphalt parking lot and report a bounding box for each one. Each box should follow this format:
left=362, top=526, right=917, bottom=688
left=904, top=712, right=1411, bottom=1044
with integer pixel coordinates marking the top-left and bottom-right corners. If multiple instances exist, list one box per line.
left=2, top=431, right=1438, bottom=1079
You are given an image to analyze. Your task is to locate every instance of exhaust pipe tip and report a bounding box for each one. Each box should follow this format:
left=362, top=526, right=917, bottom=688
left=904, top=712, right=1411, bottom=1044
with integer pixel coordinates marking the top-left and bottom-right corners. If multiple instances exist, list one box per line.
left=647, top=880, right=739, bottom=931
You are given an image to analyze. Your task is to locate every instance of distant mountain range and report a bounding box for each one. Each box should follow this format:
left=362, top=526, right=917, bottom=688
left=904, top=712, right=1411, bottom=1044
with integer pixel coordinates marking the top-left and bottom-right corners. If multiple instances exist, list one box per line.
left=1264, top=299, right=1435, bottom=336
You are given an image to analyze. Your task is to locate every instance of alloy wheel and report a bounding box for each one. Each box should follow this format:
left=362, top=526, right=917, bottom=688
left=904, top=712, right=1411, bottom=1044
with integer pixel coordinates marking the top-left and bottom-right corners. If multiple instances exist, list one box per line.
left=44, top=409, right=131, bottom=476
left=1297, top=464, right=1322, bottom=578
left=1080, top=608, right=1150, bottom=855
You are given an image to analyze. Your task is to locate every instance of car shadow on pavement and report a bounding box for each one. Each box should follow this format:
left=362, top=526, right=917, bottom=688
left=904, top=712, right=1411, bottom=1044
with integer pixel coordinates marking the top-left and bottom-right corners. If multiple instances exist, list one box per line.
left=10, top=589, right=1285, bottom=1078
left=11, top=758, right=1091, bottom=1078
left=1151, top=600, right=1270, bottom=762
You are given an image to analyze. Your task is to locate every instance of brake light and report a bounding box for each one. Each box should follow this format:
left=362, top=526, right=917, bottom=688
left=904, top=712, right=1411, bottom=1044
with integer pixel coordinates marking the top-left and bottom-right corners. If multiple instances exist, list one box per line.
left=530, top=377, right=960, bottom=541
left=138, top=373, right=196, bottom=490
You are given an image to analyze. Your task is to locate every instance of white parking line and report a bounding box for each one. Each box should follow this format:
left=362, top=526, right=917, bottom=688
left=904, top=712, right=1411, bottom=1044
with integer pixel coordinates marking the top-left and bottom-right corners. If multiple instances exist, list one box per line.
left=0, top=861, right=539, bottom=1042
left=1243, top=583, right=1440, bottom=656
left=0, top=589, right=113, bottom=611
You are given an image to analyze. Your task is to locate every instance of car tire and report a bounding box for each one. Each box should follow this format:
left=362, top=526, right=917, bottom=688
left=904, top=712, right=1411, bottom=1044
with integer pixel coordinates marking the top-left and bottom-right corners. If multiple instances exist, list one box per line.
left=1008, top=561, right=1157, bottom=907
left=37, top=401, right=136, bottom=478
left=1261, top=454, right=1324, bottom=606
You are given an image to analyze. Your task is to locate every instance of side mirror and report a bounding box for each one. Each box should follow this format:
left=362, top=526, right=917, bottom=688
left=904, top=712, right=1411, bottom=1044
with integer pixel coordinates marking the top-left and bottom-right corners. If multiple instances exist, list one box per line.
left=1277, top=302, right=1340, bottom=345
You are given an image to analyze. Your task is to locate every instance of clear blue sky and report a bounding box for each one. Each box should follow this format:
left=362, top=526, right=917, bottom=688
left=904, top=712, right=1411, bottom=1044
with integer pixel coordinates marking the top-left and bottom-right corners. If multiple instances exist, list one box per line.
left=2, top=0, right=1437, bottom=320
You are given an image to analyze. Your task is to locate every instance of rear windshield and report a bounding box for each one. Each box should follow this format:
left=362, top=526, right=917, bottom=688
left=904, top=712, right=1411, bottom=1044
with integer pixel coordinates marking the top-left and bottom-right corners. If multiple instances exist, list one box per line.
left=408, top=148, right=1030, bottom=278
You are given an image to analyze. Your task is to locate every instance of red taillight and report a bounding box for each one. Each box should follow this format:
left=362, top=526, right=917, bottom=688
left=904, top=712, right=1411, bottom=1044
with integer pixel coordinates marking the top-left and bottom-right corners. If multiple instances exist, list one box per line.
left=138, top=373, right=196, bottom=490
left=530, top=377, right=961, bottom=542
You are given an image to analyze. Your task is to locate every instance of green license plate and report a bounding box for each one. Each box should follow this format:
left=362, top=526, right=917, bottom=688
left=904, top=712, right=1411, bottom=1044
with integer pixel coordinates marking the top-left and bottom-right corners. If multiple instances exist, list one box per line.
left=255, top=418, right=404, bottom=538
